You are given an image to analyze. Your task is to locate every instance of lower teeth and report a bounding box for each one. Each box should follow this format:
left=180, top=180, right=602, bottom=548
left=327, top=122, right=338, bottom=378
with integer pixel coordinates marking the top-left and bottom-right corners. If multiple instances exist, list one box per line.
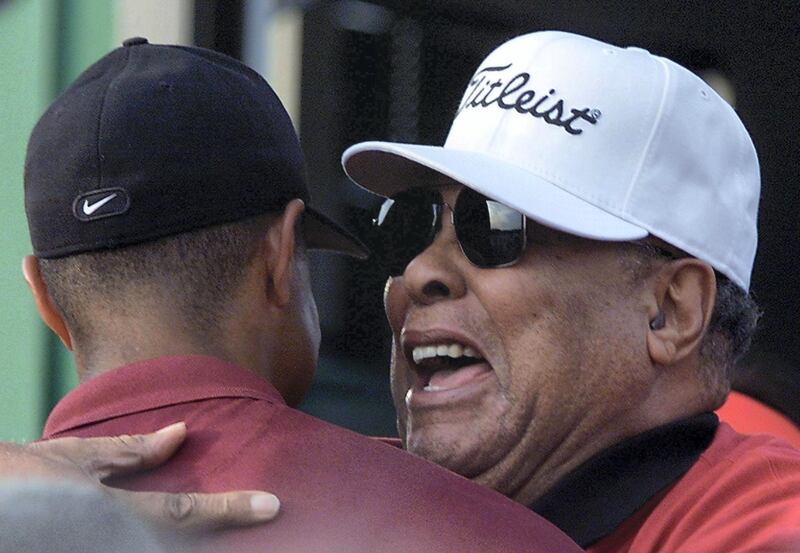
left=423, top=385, right=445, bottom=392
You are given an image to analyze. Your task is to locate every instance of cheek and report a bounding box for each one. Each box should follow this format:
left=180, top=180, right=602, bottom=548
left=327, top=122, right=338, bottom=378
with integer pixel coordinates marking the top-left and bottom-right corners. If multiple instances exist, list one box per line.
left=389, top=340, right=408, bottom=407
left=389, top=341, right=409, bottom=439
left=384, top=277, right=407, bottom=333
left=474, top=270, right=558, bottom=379
left=306, top=297, right=321, bottom=348
left=499, top=276, right=647, bottom=424
left=474, top=269, right=584, bottom=424
left=291, top=265, right=320, bottom=345
left=385, top=278, right=411, bottom=434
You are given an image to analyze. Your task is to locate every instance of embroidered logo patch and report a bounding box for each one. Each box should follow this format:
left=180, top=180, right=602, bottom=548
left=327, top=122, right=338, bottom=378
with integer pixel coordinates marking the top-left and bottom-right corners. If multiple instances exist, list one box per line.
left=73, top=188, right=131, bottom=222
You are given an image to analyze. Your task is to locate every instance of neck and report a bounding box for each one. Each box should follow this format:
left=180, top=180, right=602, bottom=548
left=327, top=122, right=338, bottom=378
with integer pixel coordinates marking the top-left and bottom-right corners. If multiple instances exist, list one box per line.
left=71, top=309, right=272, bottom=383
left=74, top=336, right=227, bottom=382
left=479, top=363, right=711, bottom=506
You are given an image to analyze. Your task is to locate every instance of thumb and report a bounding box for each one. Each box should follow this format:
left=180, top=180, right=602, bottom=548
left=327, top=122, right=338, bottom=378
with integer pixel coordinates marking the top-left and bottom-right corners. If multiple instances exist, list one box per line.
left=32, top=422, right=187, bottom=481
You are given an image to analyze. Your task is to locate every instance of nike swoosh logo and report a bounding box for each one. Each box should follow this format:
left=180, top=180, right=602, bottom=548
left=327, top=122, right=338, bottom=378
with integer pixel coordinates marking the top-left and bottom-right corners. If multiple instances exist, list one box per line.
left=83, top=193, right=117, bottom=215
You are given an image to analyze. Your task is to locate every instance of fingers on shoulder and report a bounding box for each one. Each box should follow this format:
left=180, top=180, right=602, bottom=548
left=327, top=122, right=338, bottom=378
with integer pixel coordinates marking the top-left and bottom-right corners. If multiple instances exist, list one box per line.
left=30, top=423, right=187, bottom=480
left=109, top=489, right=281, bottom=530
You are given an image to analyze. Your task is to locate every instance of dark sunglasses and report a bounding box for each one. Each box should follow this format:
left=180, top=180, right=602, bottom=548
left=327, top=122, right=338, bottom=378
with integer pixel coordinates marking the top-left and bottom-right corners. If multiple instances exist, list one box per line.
left=372, top=187, right=527, bottom=276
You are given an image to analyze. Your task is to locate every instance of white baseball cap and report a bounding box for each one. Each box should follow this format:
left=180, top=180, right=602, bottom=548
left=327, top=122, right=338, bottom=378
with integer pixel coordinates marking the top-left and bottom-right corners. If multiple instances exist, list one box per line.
left=342, top=31, right=760, bottom=290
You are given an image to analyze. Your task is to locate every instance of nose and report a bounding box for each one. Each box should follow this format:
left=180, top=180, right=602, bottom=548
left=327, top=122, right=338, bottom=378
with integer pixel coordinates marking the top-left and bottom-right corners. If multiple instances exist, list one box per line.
left=401, top=216, right=467, bottom=305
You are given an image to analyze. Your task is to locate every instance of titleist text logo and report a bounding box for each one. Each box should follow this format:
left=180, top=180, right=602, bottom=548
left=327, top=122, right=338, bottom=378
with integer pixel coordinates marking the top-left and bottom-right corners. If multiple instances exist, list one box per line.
left=457, top=64, right=600, bottom=135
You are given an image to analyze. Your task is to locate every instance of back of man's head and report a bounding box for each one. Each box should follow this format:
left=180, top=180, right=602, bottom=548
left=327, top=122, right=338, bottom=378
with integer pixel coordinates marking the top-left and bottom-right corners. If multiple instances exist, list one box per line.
left=38, top=214, right=276, bottom=348
left=23, top=38, right=365, bottom=387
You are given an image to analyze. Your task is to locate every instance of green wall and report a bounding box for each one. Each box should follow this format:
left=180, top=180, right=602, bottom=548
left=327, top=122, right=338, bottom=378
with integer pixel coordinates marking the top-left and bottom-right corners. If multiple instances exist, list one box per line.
left=0, top=0, right=112, bottom=441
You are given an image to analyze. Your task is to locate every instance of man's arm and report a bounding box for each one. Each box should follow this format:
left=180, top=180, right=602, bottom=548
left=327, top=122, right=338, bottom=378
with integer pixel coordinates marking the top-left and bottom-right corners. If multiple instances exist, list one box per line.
left=0, top=422, right=280, bottom=530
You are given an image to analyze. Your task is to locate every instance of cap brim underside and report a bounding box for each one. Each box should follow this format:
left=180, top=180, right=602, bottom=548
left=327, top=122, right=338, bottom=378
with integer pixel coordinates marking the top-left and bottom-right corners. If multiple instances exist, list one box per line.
left=342, top=141, right=649, bottom=242
left=304, top=207, right=369, bottom=259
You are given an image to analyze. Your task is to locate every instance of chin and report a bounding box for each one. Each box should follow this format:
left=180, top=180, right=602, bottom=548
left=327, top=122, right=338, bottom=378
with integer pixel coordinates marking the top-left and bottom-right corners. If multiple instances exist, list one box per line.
left=404, top=421, right=498, bottom=479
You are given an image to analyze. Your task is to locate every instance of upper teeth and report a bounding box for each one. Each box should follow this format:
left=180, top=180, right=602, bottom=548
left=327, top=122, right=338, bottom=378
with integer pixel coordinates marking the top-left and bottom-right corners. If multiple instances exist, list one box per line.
left=412, top=343, right=480, bottom=364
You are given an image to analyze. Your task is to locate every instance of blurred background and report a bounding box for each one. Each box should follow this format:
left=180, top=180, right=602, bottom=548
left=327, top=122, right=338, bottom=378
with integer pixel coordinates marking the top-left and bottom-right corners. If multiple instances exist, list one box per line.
left=0, top=0, right=797, bottom=441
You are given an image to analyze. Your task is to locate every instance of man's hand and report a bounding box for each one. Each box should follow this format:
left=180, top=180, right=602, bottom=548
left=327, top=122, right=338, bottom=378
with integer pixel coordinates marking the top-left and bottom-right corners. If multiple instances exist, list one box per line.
left=0, top=422, right=280, bottom=530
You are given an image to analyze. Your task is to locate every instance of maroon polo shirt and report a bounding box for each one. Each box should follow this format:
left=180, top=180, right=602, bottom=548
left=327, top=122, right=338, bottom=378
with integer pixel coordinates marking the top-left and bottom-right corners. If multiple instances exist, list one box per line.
left=43, top=355, right=581, bottom=553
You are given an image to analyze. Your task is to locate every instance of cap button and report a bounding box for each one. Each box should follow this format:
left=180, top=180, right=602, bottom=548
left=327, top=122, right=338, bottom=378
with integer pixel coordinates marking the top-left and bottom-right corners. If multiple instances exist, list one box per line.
left=122, top=37, right=149, bottom=47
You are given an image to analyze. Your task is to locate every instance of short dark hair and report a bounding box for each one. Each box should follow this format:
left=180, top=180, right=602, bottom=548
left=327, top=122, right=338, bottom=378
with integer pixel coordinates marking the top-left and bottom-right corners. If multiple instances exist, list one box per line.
left=699, top=272, right=761, bottom=394
left=38, top=213, right=290, bottom=345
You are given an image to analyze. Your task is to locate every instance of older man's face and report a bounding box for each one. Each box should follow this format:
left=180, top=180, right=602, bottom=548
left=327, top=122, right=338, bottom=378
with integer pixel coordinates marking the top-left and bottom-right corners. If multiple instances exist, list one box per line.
left=384, top=185, right=657, bottom=504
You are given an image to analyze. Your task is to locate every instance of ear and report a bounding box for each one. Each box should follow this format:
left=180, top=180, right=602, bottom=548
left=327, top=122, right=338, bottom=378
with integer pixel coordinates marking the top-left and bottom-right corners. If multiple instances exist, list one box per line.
left=264, top=199, right=305, bottom=307
left=22, top=256, right=73, bottom=350
left=646, top=259, right=716, bottom=367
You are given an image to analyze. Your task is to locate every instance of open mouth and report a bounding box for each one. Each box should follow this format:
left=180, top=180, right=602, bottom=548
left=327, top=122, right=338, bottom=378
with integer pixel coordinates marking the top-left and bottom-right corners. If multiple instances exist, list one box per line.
left=409, top=342, right=492, bottom=392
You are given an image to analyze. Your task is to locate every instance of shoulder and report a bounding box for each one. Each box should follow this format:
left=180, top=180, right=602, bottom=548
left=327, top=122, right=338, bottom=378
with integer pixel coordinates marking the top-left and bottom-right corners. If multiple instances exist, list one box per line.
left=716, top=391, right=800, bottom=448
left=643, top=423, right=800, bottom=552
left=224, top=406, right=585, bottom=552
left=691, top=422, right=800, bottom=487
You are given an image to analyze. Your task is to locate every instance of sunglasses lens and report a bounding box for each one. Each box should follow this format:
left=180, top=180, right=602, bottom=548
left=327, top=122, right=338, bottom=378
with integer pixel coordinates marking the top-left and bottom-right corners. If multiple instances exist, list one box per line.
left=453, top=189, right=525, bottom=268
left=373, top=189, right=440, bottom=276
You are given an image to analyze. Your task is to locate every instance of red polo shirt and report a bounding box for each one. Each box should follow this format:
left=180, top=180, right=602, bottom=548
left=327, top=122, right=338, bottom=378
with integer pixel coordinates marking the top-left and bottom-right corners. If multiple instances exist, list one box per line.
left=717, top=390, right=800, bottom=447
left=43, top=355, right=581, bottom=553
left=587, top=424, right=800, bottom=552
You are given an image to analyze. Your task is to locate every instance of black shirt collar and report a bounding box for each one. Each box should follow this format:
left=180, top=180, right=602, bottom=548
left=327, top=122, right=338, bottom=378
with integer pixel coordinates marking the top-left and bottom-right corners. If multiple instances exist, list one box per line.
left=530, top=413, right=719, bottom=547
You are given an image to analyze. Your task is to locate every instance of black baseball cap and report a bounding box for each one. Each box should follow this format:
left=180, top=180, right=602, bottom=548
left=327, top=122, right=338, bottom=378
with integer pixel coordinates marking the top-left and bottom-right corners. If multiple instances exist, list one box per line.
left=24, top=37, right=368, bottom=259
